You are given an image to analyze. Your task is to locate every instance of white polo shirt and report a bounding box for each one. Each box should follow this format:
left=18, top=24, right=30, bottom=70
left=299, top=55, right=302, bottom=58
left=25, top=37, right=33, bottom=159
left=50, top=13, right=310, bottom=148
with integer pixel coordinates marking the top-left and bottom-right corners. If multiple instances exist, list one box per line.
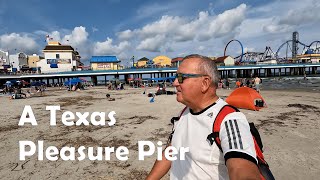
left=170, top=98, right=257, bottom=180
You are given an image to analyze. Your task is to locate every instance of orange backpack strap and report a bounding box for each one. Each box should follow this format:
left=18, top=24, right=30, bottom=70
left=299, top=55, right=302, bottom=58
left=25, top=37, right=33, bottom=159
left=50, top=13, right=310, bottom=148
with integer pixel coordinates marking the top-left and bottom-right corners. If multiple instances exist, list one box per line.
left=207, top=105, right=239, bottom=151
left=207, top=105, right=275, bottom=180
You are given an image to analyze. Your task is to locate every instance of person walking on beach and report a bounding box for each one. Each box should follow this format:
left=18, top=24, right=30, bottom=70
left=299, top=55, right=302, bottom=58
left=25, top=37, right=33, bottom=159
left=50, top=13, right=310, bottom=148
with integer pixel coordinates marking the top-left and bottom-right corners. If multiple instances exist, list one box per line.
left=254, top=76, right=261, bottom=93
left=236, top=79, right=241, bottom=88
left=246, top=78, right=251, bottom=87
left=225, top=78, right=230, bottom=89
left=146, top=54, right=260, bottom=180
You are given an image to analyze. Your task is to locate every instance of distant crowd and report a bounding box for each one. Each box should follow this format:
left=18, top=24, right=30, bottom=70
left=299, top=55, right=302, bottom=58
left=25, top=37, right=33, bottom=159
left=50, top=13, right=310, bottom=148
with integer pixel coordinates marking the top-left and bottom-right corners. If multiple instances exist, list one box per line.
left=219, top=76, right=262, bottom=93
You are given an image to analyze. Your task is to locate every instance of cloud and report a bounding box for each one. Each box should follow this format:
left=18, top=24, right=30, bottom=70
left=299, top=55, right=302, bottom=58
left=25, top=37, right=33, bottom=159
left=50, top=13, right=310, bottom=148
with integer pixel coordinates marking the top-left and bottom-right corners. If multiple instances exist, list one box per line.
left=138, top=15, right=184, bottom=39
left=49, top=31, right=62, bottom=42
left=44, top=27, right=91, bottom=60
left=2, top=0, right=319, bottom=64
left=174, top=11, right=209, bottom=42
left=136, top=35, right=166, bottom=52
left=244, top=47, right=255, bottom=53
left=93, top=37, right=130, bottom=55
left=117, top=29, right=134, bottom=40
left=263, top=22, right=293, bottom=34
left=113, top=3, right=248, bottom=56
left=0, top=33, right=39, bottom=54
left=62, top=26, right=88, bottom=46
left=92, top=27, right=99, bottom=33
left=278, top=3, right=320, bottom=26
left=197, top=4, right=247, bottom=41
left=198, top=46, right=205, bottom=51
left=260, top=0, right=320, bottom=34
left=135, top=2, right=175, bottom=21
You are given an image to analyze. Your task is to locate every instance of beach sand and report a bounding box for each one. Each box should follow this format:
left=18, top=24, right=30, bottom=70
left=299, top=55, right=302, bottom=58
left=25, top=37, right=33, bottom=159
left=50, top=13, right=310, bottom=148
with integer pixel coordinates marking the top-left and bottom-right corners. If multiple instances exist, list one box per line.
left=0, top=86, right=319, bottom=180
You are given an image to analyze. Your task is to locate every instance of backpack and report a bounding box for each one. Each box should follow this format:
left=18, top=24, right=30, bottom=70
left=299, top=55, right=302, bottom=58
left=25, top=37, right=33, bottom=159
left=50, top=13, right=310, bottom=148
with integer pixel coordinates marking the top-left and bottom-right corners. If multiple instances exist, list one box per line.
left=206, top=105, right=275, bottom=180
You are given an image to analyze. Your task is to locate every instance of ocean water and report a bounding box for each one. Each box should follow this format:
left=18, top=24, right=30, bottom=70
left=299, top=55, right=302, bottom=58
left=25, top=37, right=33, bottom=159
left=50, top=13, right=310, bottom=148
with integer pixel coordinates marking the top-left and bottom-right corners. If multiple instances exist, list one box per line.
left=226, top=76, right=320, bottom=92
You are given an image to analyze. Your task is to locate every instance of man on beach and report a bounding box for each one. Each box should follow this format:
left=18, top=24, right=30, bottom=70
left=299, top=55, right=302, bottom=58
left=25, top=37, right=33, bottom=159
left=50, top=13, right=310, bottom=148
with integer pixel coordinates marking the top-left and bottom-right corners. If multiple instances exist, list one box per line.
left=254, top=76, right=261, bottom=93
left=146, top=54, right=260, bottom=180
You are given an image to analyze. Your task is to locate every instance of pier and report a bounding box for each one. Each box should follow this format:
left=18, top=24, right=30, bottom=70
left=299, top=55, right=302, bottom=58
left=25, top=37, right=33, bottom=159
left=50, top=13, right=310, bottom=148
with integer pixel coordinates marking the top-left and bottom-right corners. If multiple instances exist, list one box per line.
left=0, top=63, right=319, bottom=85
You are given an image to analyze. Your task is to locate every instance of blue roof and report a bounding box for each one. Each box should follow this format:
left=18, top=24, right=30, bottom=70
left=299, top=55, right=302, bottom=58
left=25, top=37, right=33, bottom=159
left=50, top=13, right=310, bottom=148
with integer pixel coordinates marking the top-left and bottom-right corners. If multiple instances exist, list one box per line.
left=90, top=56, right=120, bottom=63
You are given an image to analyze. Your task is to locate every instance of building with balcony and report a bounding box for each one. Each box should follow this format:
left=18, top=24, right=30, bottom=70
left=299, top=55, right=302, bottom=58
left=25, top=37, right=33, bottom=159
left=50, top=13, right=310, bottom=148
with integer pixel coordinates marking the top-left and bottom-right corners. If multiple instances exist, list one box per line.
left=38, top=41, right=82, bottom=73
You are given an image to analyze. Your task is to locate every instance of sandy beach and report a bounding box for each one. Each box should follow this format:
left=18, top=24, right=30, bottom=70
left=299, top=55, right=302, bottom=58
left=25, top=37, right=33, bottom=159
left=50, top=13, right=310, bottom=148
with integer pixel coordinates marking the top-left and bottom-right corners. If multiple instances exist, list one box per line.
left=0, top=86, right=319, bottom=180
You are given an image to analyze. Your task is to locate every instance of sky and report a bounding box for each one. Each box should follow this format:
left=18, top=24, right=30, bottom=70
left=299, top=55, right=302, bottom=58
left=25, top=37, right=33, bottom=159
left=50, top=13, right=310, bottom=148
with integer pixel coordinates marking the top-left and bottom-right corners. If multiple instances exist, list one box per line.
left=0, top=0, right=319, bottom=66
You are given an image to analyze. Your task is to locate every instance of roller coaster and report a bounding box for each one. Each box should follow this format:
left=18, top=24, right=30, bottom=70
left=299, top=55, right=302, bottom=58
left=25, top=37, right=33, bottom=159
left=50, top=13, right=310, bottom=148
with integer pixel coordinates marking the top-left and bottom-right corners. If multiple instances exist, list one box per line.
left=224, top=32, right=320, bottom=64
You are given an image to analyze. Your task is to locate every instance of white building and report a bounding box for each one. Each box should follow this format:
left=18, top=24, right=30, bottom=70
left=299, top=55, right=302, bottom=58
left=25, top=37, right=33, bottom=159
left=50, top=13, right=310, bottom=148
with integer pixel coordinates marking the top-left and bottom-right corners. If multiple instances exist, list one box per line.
left=39, top=41, right=82, bottom=73
left=214, top=56, right=235, bottom=66
left=0, top=50, right=10, bottom=72
left=8, top=52, right=28, bottom=72
left=0, top=50, right=9, bottom=68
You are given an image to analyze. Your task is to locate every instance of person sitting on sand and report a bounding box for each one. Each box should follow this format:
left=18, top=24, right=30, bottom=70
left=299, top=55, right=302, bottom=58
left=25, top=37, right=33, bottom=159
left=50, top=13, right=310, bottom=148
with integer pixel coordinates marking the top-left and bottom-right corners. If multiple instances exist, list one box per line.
left=16, top=88, right=27, bottom=98
left=106, top=94, right=115, bottom=101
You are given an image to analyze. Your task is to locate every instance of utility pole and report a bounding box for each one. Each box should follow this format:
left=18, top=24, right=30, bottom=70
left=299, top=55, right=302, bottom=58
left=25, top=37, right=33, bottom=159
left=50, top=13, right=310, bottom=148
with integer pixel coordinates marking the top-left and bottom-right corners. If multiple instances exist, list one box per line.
left=132, top=56, right=135, bottom=68
left=292, top=31, right=299, bottom=60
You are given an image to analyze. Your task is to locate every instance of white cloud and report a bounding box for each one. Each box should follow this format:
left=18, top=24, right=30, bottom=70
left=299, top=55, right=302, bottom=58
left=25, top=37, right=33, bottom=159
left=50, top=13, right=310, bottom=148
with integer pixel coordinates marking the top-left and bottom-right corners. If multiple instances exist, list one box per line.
left=279, top=3, right=320, bottom=26
left=117, top=29, right=134, bottom=40
left=256, top=0, right=320, bottom=34
left=244, top=47, right=255, bottom=53
left=93, top=37, right=130, bottom=55
left=62, top=26, right=88, bottom=46
left=0, top=33, right=39, bottom=54
left=198, top=46, right=205, bottom=51
left=198, top=4, right=247, bottom=41
left=136, top=35, right=166, bottom=52
left=46, top=27, right=91, bottom=59
left=138, top=15, right=184, bottom=39
left=49, top=31, right=61, bottom=42
left=174, top=11, right=209, bottom=42
left=118, top=3, right=248, bottom=55
left=263, top=22, right=293, bottom=34
left=1, top=0, right=320, bottom=64
left=92, top=27, right=99, bottom=33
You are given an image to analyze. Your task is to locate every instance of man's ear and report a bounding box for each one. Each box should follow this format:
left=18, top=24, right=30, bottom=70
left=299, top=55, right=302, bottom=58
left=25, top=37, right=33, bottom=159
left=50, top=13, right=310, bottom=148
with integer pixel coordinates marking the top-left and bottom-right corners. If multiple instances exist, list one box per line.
left=201, top=77, right=211, bottom=93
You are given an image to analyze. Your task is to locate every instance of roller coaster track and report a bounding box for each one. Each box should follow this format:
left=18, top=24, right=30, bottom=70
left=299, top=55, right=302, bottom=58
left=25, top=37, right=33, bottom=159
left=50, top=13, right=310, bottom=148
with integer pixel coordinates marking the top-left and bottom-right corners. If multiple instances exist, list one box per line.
left=224, top=39, right=244, bottom=62
left=275, top=40, right=320, bottom=62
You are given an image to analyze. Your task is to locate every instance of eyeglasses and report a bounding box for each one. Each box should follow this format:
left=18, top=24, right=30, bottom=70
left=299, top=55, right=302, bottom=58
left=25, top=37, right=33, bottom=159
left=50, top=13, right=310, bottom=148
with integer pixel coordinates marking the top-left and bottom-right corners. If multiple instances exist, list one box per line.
left=175, top=73, right=208, bottom=84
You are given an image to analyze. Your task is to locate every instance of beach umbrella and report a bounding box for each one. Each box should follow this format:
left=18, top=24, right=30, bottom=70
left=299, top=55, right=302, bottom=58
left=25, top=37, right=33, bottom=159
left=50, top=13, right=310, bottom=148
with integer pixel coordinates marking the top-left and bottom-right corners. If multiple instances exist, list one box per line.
left=79, top=77, right=87, bottom=82
left=64, top=78, right=84, bottom=86
left=31, top=81, right=44, bottom=86
left=70, top=78, right=83, bottom=84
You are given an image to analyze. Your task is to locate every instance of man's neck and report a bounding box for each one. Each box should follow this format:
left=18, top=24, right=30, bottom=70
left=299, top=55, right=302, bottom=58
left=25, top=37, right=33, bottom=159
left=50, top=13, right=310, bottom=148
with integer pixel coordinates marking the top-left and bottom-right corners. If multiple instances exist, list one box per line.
left=190, top=95, right=219, bottom=113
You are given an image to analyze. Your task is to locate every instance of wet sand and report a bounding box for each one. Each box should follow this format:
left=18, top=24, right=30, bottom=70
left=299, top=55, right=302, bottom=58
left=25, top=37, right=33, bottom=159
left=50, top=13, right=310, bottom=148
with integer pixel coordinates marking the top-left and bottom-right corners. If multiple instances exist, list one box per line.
left=0, top=86, right=319, bottom=180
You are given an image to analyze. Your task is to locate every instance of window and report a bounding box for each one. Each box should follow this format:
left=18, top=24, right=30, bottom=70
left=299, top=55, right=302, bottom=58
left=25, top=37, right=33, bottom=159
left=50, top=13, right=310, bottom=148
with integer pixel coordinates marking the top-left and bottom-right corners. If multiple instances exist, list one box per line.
left=56, top=54, right=60, bottom=59
left=47, top=59, right=57, bottom=64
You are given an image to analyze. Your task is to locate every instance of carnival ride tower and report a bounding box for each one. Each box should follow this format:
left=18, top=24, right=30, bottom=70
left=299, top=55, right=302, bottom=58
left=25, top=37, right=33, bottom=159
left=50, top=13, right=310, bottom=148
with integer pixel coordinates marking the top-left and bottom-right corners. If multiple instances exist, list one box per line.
left=292, top=31, right=299, bottom=60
